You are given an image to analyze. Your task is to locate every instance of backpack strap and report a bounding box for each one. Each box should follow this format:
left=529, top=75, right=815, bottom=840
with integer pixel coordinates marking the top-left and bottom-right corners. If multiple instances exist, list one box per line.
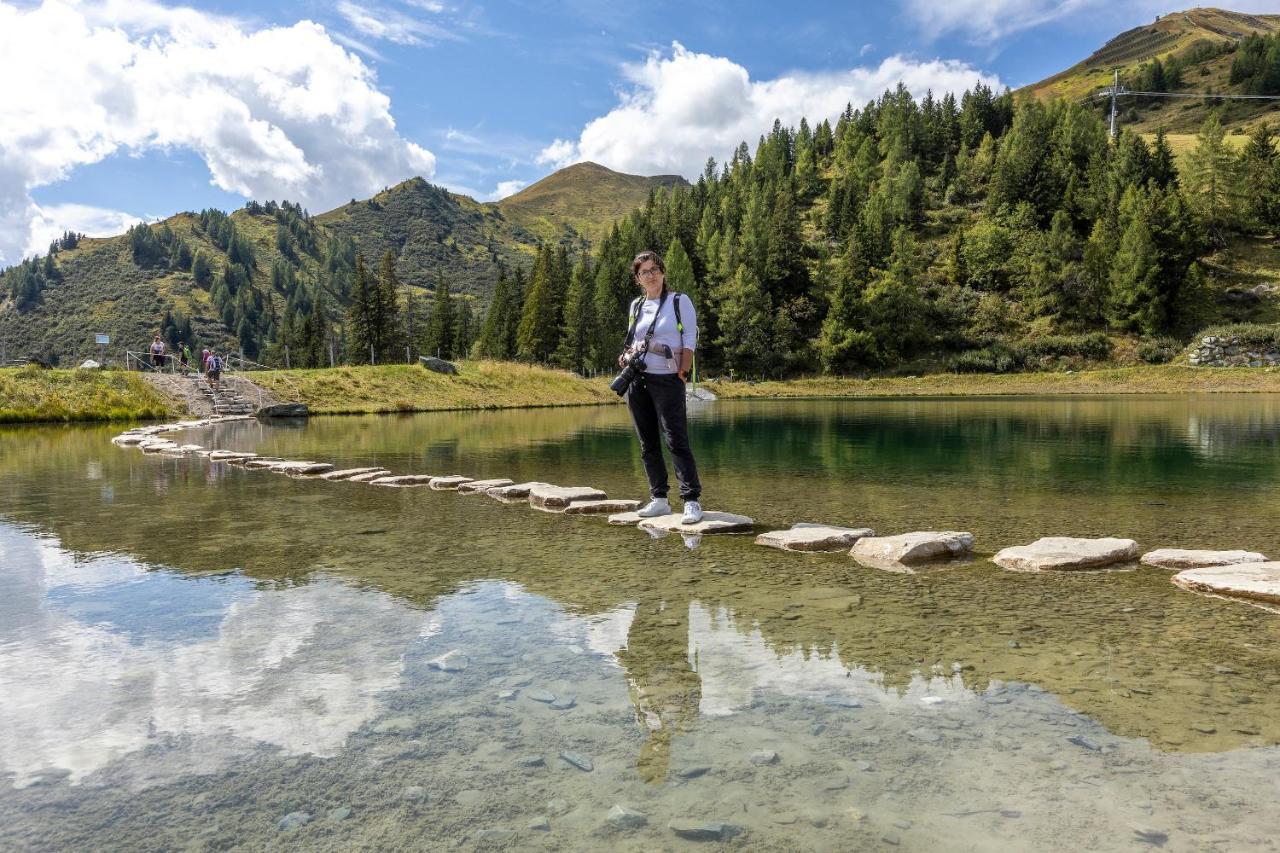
left=671, top=292, right=685, bottom=350
left=622, top=296, right=644, bottom=348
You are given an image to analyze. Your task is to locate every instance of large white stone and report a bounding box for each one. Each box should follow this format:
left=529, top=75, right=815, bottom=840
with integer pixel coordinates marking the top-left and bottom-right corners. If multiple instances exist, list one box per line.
left=274, top=462, right=335, bottom=476
left=207, top=451, right=257, bottom=461
left=487, top=482, right=552, bottom=503
left=429, top=475, right=475, bottom=490
left=994, top=537, right=1138, bottom=571
left=318, top=467, right=390, bottom=481
left=527, top=484, right=607, bottom=510
left=1141, top=548, right=1268, bottom=569
left=757, top=524, right=875, bottom=553
left=608, top=511, right=645, bottom=526
left=637, top=511, right=754, bottom=535
left=457, top=478, right=515, bottom=494
left=1172, top=562, right=1280, bottom=606
left=851, top=531, right=973, bottom=565
left=563, top=499, right=642, bottom=515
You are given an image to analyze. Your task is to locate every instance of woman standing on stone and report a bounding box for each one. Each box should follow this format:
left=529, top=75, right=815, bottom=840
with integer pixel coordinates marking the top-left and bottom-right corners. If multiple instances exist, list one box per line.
left=621, top=250, right=703, bottom=523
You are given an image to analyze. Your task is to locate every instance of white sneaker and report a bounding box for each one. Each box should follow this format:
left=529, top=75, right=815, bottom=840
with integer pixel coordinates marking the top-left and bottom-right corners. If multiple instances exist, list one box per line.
left=637, top=498, right=671, bottom=517
left=681, top=500, right=703, bottom=524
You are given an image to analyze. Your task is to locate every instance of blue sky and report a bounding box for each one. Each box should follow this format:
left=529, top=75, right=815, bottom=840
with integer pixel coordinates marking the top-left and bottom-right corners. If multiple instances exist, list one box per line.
left=1, top=0, right=1274, bottom=263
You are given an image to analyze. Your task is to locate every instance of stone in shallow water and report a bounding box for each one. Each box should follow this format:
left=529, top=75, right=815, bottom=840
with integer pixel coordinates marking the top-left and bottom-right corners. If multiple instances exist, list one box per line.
left=608, top=511, right=645, bottom=525
left=749, top=749, right=779, bottom=765
left=428, top=650, right=468, bottom=672
left=527, top=816, right=550, bottom=831
left=546, top=798, right=571, bottom=817
left=242, top=458, right=287, bottom=469
left=429, top=475, right=474, bottom=490
left=402, top=786, right=428, bottom=802
left=1140, top=548, right=1268, bottom=569
left=457, top=478, right=515, bottom=494
left=207, top=450, right=256, bottom=461
left=263, top=461, right=333, bottom=476
left=319, top=467, right=390, bottom=481
left=473, top=829, right=516, bottom=842
left=487, top=482, right=552, bottom=503
left=668, top=820, right=743, bottom=841
left=563, top=499, right=642, bottom=515
left=328, top=806, right=352, bottom=822
left=347, top=470, right=393, bottom=482
left=528, top=484, right=608, bottom=510
left=638, top=511, right=754, bottom=535
left=368, top=474, right=435, bottom=486
left=1171, top=562, right=1280, bottom=606
left=373, top=715, right=415, bottom=734
left=549, top=695, right=576, bottom=710
left=559, top=751, right=593, bottom=772
left=850, top=531, right=973, bottom=565
left=277, top=811, right=312, bottom=830
left=756, top=524, right=874, bottom=553
left=607, top=804, right=649, bottom=829
left=994, top=537, right=1139, bottom=571
left=526, top=690, right=555, bottom=703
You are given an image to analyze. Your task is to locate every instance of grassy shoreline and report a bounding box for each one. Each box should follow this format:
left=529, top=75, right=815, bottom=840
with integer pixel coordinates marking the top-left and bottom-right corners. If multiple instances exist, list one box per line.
left=4, top=362, right=1280, bottom=425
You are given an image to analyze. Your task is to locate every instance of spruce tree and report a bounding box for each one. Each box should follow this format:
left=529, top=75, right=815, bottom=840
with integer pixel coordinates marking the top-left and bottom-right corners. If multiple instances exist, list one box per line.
left=1185, top=114, right=1243, bottom=240
left=476, top=268, right=514, bottom=359
left=347, top=253, right=376, bottom=363
left=516, top=245, right=561, bottom=362
left=554, top=253, right=596, bottom=373
left=424, top=273, right=455, bottom=359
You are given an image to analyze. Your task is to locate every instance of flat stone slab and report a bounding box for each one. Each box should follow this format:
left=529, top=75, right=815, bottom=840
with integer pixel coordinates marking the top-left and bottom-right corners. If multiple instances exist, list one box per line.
left=757, top=524, right=874, bottom=553
left=112, top=435, right=149, bottom=446
left=368, top=474, right=436, bottom=486
left=608, top=511, right=645, bottom=526
left=528, top=484, right=607, bottom=510
left=207, top=451, right=258, bottom=461
left=347, top=470, right=393, bottom=482
left=637, top=511, right=755, bottom=535
left=563, top=499, right=642, bottom=515
left=487, top=482, right=552, bottom=503
left=1141, top=548, right=1268, bottom=569
left=994, top=536, right=1139, bottom=571
left=851, top=531, right=973, bottom=565
left=243, top=458, right=291, bottom=469
left=1172, top=562, right=1280, bottom=606
left=268, top=461, right=334, bottom=476
left=319, top=467, right=390, bottom=481
left=457, top=478, right=515, bottom=494
left=429, top=475, right=474, bottom=490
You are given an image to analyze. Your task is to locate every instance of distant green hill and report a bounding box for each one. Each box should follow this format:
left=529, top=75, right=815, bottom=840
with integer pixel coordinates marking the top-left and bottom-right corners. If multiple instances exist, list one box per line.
left=0, top=163, right=683, bottom=364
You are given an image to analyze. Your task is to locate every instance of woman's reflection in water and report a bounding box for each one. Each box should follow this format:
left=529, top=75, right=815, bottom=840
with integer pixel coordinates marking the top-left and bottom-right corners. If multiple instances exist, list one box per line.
left=617, top=584, right=702, bottom=785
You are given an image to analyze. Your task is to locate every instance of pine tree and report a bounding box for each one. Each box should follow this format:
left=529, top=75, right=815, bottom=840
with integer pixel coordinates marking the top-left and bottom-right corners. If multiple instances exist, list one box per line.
left=1109, top=188, right=1162, bottom=333
left=1184, top=114, right=1243, bottom=240
left=476, top=268, right=515, bottom=359
left=516, top=245, right=562, bottom=362
left=554, top=253, right=595, bottom=373
left=714, top=265, right=773, bottom=377
left=347, top=253, right=377, bottom=363
left=1241, top=123, right=1280, bottom=229
left=424, top=273, right=455, bottom=359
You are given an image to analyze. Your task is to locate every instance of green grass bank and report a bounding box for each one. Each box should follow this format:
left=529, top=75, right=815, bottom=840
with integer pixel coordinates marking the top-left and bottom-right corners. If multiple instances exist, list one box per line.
left=5, top=362, right=1280, bottom=425
left=0, top=367, right=175, bottom=423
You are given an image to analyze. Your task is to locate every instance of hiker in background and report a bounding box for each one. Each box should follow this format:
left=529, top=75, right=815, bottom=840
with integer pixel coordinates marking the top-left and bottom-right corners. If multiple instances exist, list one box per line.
left=201, top=347, right=211, bottom=374
left=149, top=335, right=165, bottom=370
left=206, top=351, right=222, bottom=390
left=180, top=343, right=192, bottom=376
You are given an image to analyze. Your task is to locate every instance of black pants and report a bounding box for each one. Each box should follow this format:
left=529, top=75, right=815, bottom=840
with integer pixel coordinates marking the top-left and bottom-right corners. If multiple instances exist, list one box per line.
left=626, top=373, right=701, bottom=502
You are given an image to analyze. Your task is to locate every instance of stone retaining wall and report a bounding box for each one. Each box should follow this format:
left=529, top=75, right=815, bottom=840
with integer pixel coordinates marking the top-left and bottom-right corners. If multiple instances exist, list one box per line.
left=1188, top=336, right=1280, bottom=368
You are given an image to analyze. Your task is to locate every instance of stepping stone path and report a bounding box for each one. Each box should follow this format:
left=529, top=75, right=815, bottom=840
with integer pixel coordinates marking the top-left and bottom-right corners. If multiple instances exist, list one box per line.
left=207, top=451, right=257, bottom=461
left=851, top=531, right=973, bottom=565
left=348, top=470, right=392, bottom=482
left=1172, top=562, right=1280, bottom=606
left=563, top=499, right=641, bottom=515
left=756, top=523, right=874, bottom=553
left=457, top=478, right=515, bottom=494
left=487, top=482, right=551, bottom=503
left=319, top=467, right=390, bottom=481
left=242, top=458, right=287, bottom=469
left=368, top=474, right=435, bottom=487
left=528, top=484, right=607, bottom=511
left=638, top=511, right=754, bottom=535
left=429, top=475, right=474, bottom=490
left=267, top=461, right=333, bottom=476
left=1141, top=548, right=1268, bottom=569
left=994, top=536, right=1139, bottom=571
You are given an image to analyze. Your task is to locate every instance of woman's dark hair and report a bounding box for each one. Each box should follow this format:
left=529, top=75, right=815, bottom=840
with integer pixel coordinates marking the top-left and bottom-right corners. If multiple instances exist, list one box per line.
left=632, top=250, right=665, bottom=277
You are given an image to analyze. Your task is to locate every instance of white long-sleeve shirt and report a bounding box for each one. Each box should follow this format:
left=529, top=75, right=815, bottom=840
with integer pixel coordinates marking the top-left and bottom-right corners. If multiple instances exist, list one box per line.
left=629, top=292, right=697, bottom=374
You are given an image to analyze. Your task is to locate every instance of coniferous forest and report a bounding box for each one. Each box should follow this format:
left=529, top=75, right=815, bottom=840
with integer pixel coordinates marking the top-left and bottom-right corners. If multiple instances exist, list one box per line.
left=3, top=85, right=1279, bottom=375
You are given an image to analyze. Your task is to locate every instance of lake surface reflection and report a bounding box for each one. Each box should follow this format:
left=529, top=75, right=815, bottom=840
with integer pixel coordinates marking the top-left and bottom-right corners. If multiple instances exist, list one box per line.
left=2, top=397, right=1280, bottom=851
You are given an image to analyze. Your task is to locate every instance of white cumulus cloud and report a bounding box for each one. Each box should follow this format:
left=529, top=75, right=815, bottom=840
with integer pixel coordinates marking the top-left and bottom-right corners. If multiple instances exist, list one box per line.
left=24, top=203, right=144, bottom=258
left=0, top=0, right=437, bottom=265
left=537, top=43, right=1002, bottom=180
left=487, top=179, right=527, bottom=201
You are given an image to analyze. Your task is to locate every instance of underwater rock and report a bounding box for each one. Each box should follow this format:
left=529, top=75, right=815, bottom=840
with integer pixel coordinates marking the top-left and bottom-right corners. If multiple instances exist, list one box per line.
left=668, top=820, right=743, bottom=841
left=428, top=650, right=468, bottom=672
left=1140, top=548, right=1268, bottom=569
left=559, top=751, right=593, bottom=772
left=277, top=811, right=312, bottom=830
left=749, top=750, right=779, bottom=765
left=527, top=816, right=551, bottom=831
left=1172, top=562, right=1280, bottom=606
left=527, top=690, right=555, bottom=703
left=994, top=537, right=1139, bottom=571
left=851, top=531, right=973, bottom=564
left=549, top=695, right=576, bottom=710
left=607, top=805, right=649, bottom=829
left=757, top=524, right=874, bottom=552
left=528, top=484, right=608, bottom=510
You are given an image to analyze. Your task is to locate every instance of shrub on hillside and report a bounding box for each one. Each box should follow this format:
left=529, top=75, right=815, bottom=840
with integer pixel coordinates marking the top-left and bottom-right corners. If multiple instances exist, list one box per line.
left=1137, top=337, right=1182, bottom=364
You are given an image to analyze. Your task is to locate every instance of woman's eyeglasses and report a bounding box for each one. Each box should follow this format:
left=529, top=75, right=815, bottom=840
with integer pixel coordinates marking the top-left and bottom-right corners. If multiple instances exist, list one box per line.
left=637, top=268, right=663, bottom=279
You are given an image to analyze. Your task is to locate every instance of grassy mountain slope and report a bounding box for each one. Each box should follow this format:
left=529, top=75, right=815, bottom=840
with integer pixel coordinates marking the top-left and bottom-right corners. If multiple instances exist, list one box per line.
left=497, top=161, right=688, bottom=243
left=0, top=164, right=681, bottom=363
left=1023, top=7, right=1280, bottom=133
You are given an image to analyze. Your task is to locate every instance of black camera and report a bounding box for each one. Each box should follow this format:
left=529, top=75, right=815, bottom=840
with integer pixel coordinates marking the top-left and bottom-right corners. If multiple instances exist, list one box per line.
left=610, top=350, right=647, bottom=395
